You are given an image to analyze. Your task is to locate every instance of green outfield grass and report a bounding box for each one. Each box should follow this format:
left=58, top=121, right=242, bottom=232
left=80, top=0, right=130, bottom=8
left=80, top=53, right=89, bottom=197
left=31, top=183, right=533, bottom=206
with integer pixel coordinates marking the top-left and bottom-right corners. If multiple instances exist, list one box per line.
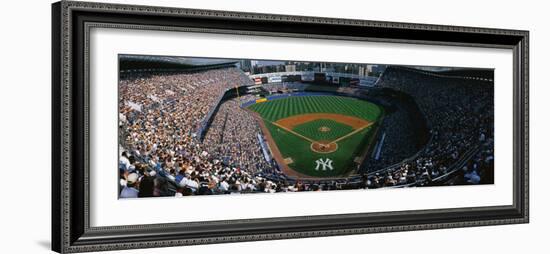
left=248, top=95, right=382, bottom=177
left=248, top=95, right=381, bottom=122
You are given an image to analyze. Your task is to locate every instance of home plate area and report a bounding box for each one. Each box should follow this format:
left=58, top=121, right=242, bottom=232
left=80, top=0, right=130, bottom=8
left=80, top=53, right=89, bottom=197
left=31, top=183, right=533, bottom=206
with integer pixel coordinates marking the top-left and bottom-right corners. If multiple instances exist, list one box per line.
left=310, top=141, right=338, bottom=153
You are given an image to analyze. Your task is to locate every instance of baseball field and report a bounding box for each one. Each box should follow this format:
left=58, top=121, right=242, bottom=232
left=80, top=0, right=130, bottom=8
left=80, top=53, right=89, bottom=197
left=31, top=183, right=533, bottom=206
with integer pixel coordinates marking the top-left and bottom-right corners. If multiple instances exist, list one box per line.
left=247, top=95, right=383, bottom=178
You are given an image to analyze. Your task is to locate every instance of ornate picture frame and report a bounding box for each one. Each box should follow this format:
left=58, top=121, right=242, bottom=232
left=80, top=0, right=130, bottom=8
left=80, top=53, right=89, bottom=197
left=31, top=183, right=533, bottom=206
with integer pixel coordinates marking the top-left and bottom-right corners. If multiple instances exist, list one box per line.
left=52, top=1, right=529, bottom=253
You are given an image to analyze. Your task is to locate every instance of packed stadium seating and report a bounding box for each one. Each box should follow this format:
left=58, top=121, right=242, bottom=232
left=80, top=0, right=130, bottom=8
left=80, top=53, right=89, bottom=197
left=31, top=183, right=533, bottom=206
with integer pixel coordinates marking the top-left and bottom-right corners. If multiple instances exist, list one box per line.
left=118, top=64, right=494, bottom=198
left=119, top=67, right=276, bottom=197
left=369, top=66, right=494, bottom=187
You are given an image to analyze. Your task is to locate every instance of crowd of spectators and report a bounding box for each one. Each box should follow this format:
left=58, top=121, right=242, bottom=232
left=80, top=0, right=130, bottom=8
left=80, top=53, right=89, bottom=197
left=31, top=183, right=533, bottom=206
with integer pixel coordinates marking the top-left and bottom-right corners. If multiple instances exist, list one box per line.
left=362, top=104, right=420, bottom=171
left=118, top=67, right=277, bottom=197
left=370, top=66, right=494, bottom=187
left=118, top=66, right=494, bottom=199
left=202, top=94, right=273, bottom=174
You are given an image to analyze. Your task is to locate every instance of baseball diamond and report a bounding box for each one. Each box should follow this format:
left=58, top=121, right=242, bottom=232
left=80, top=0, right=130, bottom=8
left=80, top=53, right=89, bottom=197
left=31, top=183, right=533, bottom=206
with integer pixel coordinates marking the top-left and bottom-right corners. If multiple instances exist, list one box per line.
left=248, top=95, right=383, bottom=177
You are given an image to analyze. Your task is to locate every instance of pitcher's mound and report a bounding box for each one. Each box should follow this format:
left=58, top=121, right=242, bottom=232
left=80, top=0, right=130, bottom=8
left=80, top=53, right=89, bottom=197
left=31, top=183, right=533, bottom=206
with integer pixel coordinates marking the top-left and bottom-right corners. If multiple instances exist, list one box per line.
left=311, top=141, right=338, bottom=154
left=318, top=126, right=331, bottom=132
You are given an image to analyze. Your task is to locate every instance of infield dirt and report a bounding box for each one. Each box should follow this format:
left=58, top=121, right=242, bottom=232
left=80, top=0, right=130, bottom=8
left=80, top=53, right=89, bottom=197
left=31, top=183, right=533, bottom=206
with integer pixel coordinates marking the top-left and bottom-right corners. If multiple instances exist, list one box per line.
left=275, top=113, right=370, bottom=130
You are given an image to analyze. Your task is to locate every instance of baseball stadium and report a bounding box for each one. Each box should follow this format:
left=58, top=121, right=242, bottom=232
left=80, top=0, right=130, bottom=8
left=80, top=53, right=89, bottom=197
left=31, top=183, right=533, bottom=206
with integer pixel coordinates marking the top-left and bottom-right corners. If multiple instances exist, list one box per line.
left=117, top=55, right=495, bottom=198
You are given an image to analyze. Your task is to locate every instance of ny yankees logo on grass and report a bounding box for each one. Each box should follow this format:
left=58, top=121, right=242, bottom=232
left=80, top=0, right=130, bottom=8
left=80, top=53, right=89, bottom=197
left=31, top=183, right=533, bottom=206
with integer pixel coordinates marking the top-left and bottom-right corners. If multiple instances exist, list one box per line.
left=315, top=158, right=334, bottom=171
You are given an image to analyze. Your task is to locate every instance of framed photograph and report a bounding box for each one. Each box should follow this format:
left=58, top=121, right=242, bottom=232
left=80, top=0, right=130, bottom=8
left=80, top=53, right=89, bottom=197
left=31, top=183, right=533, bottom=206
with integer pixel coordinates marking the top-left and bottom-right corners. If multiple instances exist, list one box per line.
left=52, top=1, right=529, bottom=253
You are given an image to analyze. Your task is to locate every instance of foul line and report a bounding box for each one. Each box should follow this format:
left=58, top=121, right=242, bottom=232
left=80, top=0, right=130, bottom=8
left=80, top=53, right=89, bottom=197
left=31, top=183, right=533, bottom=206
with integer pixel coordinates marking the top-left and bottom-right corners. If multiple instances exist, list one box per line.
left=329, top=122, right=373, bottom=144
left=270, top=121, right=317, bottom=143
